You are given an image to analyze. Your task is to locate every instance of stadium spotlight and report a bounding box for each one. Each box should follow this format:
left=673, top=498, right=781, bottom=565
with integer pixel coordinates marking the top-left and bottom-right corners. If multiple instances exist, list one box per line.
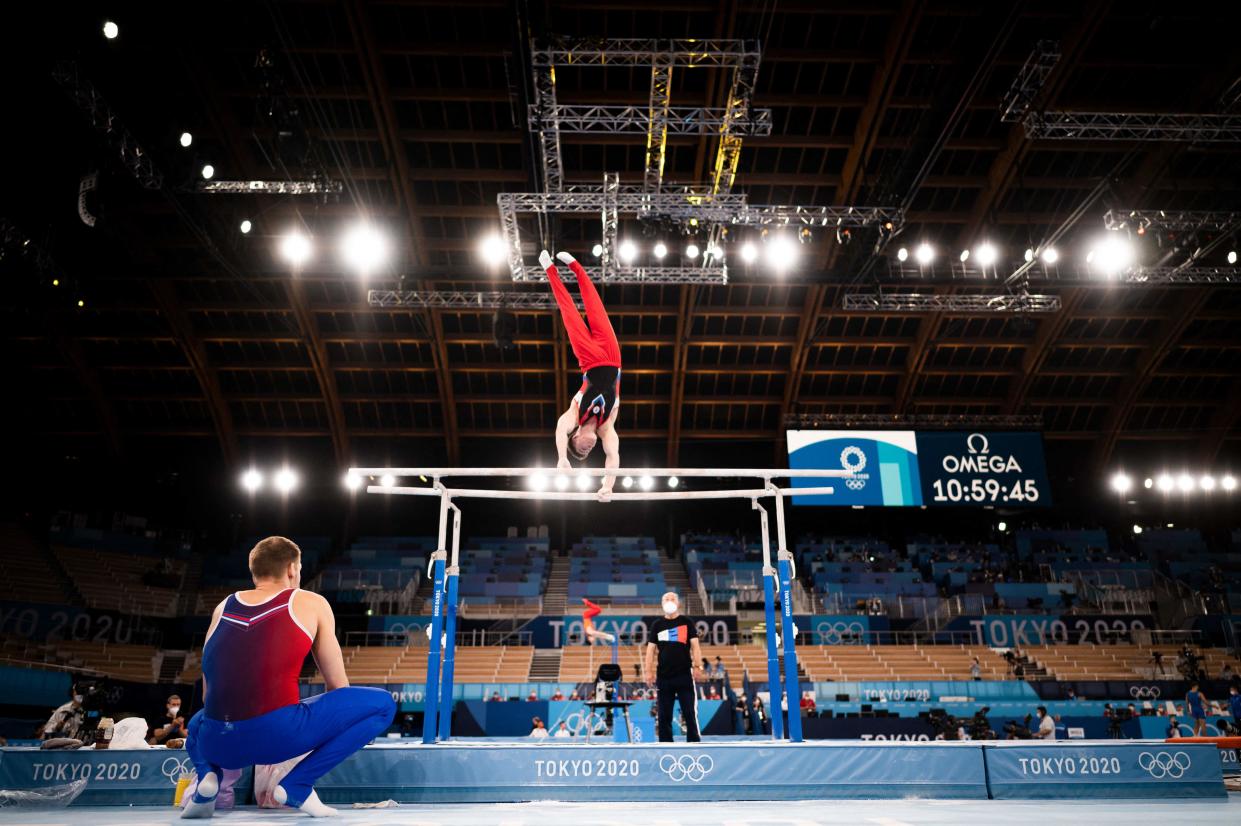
left=201, top=164, right=215, bottom=180
left=1222, top=475, right=1237, bottom=492
left=974, top=243, right=998, bottom=267
left=1143, top=477, right=1153, bottom=489
left=1177, top=473, right=1194, bottom=492
left=896, top=247, right=908, bottom=262
left=343, top=473, right=362, bottom=491
left=668, top=476, right=680, bottom=489
left=1199, top=475, right=1216, bottom=491
left=591, top=243, right=603, bottom=258
left=179, top=131, right=193, bottom=148
left=653, top=242, right=668, bottom=259
left=1132, top=524, right=1143, bottom=535
left=241, top=468, right=263, bottom=493
left=380, top=474, right=396, bottom=488
left=279, top=230, right=313, bottom=266
left=915, top=243, right=935, bottom=265
left=1041, top=247, right=1059, bottom=264
left=622, top=476, right=634, bottom=489
left=530, top=471, right=548, bottom=491
left=618, top=240, right=638, bottom=263
left=1110, top=472, right=1132, bottom=493
left=686, top=243, right=700, bottom=259
left=479, top=234, right=507, bottom=265
left=997, top=521, right=1008, bottom=533
left=1228, top=249, right=1237, bottom=265
left=274, top=467, right=299, bottom=494
left=639, top=475, right=655, bottom=491
left=706, top=243, right=724, bottom=260
left=1024, top=248, right=1034, bottom=263
left=959, top=249, right=970, bottom=263
left=765, top=234, right=797, bottom=272
left=103, top=20, right=119, bottom=39
left=740, top=242, right=759, bottom=263
left=555, top=474, right=570, bottom=491
left=575, top=473, right=592, bottom=491
left=239, top=220, right=252, bottom=234
left=340, top=222, right=390, bottom=275
left=1156, top=474, right=1174, bottom=492
left=1088, top=234, right=1134, bottom=276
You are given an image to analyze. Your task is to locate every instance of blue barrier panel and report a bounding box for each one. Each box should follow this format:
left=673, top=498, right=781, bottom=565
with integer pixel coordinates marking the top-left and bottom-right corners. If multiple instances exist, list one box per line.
left=983, top=742, right=1225, bottom=799
left=313, top=741, right=989, bottom=802
left=1221, top=745, right=1239, bottom=776
left=0, top=748, right=254, bottom=806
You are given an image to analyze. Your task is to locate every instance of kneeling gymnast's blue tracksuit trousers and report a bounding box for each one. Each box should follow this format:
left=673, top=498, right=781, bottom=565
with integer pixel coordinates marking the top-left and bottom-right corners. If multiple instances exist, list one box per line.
left=186, top=686, right=395, bottom=806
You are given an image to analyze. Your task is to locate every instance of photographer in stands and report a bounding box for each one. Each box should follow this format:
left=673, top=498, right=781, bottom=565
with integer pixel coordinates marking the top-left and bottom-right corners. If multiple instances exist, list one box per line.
left=1034, top=706, right=1055, bottom=740
left=41, top=684, right=87, bottom=741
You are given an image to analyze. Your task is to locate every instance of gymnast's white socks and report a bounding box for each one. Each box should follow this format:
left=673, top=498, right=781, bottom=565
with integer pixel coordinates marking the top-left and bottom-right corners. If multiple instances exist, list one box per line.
left=179, top=771, right=218, bottom=819
left=274, top=784, right=339, bottom=818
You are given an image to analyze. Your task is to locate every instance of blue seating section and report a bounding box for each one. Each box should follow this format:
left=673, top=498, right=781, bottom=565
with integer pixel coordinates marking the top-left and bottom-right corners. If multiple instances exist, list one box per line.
left=457, top=538, right=549, bottom=602
left=566, top=536, right=663, bottom=602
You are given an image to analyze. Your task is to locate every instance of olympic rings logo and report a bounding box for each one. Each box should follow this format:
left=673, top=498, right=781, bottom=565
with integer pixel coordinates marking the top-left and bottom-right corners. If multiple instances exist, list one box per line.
left=658, top=754, right=714, bottom=783
left=1130, top=686, right=1162, bottom=699
left=1137, top=751, right=1191, bottom=779
left=815, top=621, right=865, bottom=644
left=161, top=757, right=193, bottom=785
left=840, top=446, right=867, bottom=474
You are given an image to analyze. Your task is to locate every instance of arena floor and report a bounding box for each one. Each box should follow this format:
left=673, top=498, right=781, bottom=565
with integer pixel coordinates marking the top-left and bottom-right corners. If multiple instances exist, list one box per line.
left=3, top=797, right=1240, bottom=825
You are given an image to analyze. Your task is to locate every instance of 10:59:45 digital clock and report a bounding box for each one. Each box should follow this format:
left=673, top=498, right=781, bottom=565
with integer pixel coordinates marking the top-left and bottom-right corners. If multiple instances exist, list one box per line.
left=930, top=478, right=1040, bottom=502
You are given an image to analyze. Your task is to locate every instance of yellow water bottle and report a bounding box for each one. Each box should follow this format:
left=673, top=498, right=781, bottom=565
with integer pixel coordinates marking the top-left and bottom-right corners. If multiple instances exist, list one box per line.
left=173, top=773, right=192, bottom=807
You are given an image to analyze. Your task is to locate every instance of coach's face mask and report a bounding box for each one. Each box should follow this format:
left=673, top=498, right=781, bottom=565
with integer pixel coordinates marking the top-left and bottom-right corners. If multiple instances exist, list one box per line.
left=662, top=599, right=678, bottom=615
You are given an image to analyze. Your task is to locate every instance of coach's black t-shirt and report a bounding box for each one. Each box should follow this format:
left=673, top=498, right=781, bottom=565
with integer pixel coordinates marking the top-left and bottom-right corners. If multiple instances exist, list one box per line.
left=649, top=615, right=698, bottom=680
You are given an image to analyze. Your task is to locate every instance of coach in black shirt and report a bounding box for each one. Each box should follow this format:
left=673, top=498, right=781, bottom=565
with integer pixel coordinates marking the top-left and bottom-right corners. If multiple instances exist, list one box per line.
left=644, top=591, right=704, bottom=742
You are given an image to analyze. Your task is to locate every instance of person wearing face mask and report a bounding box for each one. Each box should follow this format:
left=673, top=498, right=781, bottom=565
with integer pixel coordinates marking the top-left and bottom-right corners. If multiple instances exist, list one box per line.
left=41, top=684, right=87, bottom=741
left=151, top=694, right=189, bottom=745
left=644, top=592, right=704, bottom=742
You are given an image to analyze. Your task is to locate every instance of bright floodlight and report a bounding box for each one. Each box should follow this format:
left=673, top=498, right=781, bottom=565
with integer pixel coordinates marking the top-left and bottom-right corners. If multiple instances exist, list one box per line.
left=575, top=473, right=592, bottom=491
left=201, top=164, right=215, bottom=180
left=179, top=132, right=193, bottom=148
left=1110, top=472, right=1132, bottom=493
left=997, top=521, right=1007, bottom=533
left=343, top=473, right=362, bottom=491
left=1177, top=473, right=1194, bottom=492
left=740, top=242, right=758, bottom=263
left=239, top=220, right=252, bottom=234
left=380, top=474, right=396, bottom=488
left=706, top=244, right=724, bottom=260
left=639, top=475, right=655, bottom=491
left=959, top=249, right=970, bottom=262
left=103, top=20, right=119, bottom=39
left=1132, top=524, right=1143, bottom=535
left=1222, top=475, right=1237, bottom=491
left=479, top=235, right=506, bottom=265
left=280, top=231, right=313, bottom=266
left=765, top=235, right=797, bottom=272
left=241, top=469, right=263, bottom=493
left=554, top=474, right=570, bottom=491
left=896, top=247, right=908, bottom=262
left=1089, top=234, right=1135, bottom=275
left=653, top=242, right=667, bottom=259
left=668, top=476, right=680, bottom=489
left=341, top=223, right=389, bottom=275
left=1143, top=477, right=1153, bottom=489
left=1228, top=250, right=1237, bottom=265
left=622, top=476, right=634, bottom=489
left=974, top=243, right=997, bottom=267
left=591, top=243, right=603, bottom=257
left=1024, top=248, right=1034, bottom=263
left=1156, top=474, right=1174, bottom=492
left=618, top=240, right=637, bottom=263
left=530, top=472, right=548, bottom=491
left=1200, top=475, right=1216, bottom=491
left=686, top=243, right=700, bottom=258
left=913, top=243, right=933, bottom=265
left=1041, top=247, right=1059, bottom=264
left=274, top=467, right=298, bottom=494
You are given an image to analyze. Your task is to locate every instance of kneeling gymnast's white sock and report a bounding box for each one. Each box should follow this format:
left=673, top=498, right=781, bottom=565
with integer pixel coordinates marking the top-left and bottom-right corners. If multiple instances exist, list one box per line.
left=274, top=784, right=338, bottom=818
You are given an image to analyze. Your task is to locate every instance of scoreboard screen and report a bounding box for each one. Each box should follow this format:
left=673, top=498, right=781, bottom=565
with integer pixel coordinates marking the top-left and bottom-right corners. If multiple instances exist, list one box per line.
left=786, top=430, right=1052, bottom=507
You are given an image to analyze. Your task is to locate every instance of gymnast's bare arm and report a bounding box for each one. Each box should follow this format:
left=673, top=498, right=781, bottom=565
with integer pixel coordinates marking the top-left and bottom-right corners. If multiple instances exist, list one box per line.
left=555, top=407, right=577, bottom=470
left=296, top=590, right=349, bottom=691
left=597, top=413, right=620, bottom=498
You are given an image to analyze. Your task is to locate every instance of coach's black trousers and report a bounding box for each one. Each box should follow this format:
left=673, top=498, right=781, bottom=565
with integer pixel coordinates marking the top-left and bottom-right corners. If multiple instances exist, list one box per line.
left=655, top=672, right=700, bottom=742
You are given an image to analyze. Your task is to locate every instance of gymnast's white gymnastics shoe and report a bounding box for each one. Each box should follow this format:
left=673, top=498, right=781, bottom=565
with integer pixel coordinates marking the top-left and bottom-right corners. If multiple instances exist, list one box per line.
left=538, top=250, right=553, bottom=269
left=180, top=771, right=218, bottom=819
left=556, top=251, right=577, bottom=265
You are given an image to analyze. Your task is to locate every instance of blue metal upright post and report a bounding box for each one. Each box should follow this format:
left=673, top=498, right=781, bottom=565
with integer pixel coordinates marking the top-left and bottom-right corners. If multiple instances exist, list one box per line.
left=421, top=488, right=450, bottom=743
left=772, top=486, right=803, bottom=742
left=753, top=498, right=784, bottom=740
left=437, top=503, right=461, bottom=740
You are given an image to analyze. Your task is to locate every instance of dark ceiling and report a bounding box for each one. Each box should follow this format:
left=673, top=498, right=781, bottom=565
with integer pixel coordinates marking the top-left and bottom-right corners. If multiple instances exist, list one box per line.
left=3, top=0, right=1240, bottom=479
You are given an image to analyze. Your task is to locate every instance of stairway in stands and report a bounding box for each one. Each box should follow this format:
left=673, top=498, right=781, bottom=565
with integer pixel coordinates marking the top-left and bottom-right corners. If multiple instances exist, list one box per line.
left=158, top=651, right=187, bottom=683
left=661, top=556, right=705, bottom=615
left=542, top=554, right=570, bottom=615
left=528, top=649, right=562, bottom=682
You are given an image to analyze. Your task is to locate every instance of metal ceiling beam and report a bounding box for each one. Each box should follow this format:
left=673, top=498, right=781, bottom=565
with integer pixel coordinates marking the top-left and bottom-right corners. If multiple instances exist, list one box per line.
left=49, top=318, right=123, bottom=460
left=776, top=285, right=826, bottom=452
left=285, top=280, right=350, bottom=466
left=150, top=281, right=238, bottom=464
left=666, top=285, right=696, bottom=465
left=1003, top=288, right=1085, bottom=415
left=1198, top=379, right=1241, bottom=463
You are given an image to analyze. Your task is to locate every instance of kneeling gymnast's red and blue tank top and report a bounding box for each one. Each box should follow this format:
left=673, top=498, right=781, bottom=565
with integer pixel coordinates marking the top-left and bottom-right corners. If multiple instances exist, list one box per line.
left=202, top=588, right=313, bottom=721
